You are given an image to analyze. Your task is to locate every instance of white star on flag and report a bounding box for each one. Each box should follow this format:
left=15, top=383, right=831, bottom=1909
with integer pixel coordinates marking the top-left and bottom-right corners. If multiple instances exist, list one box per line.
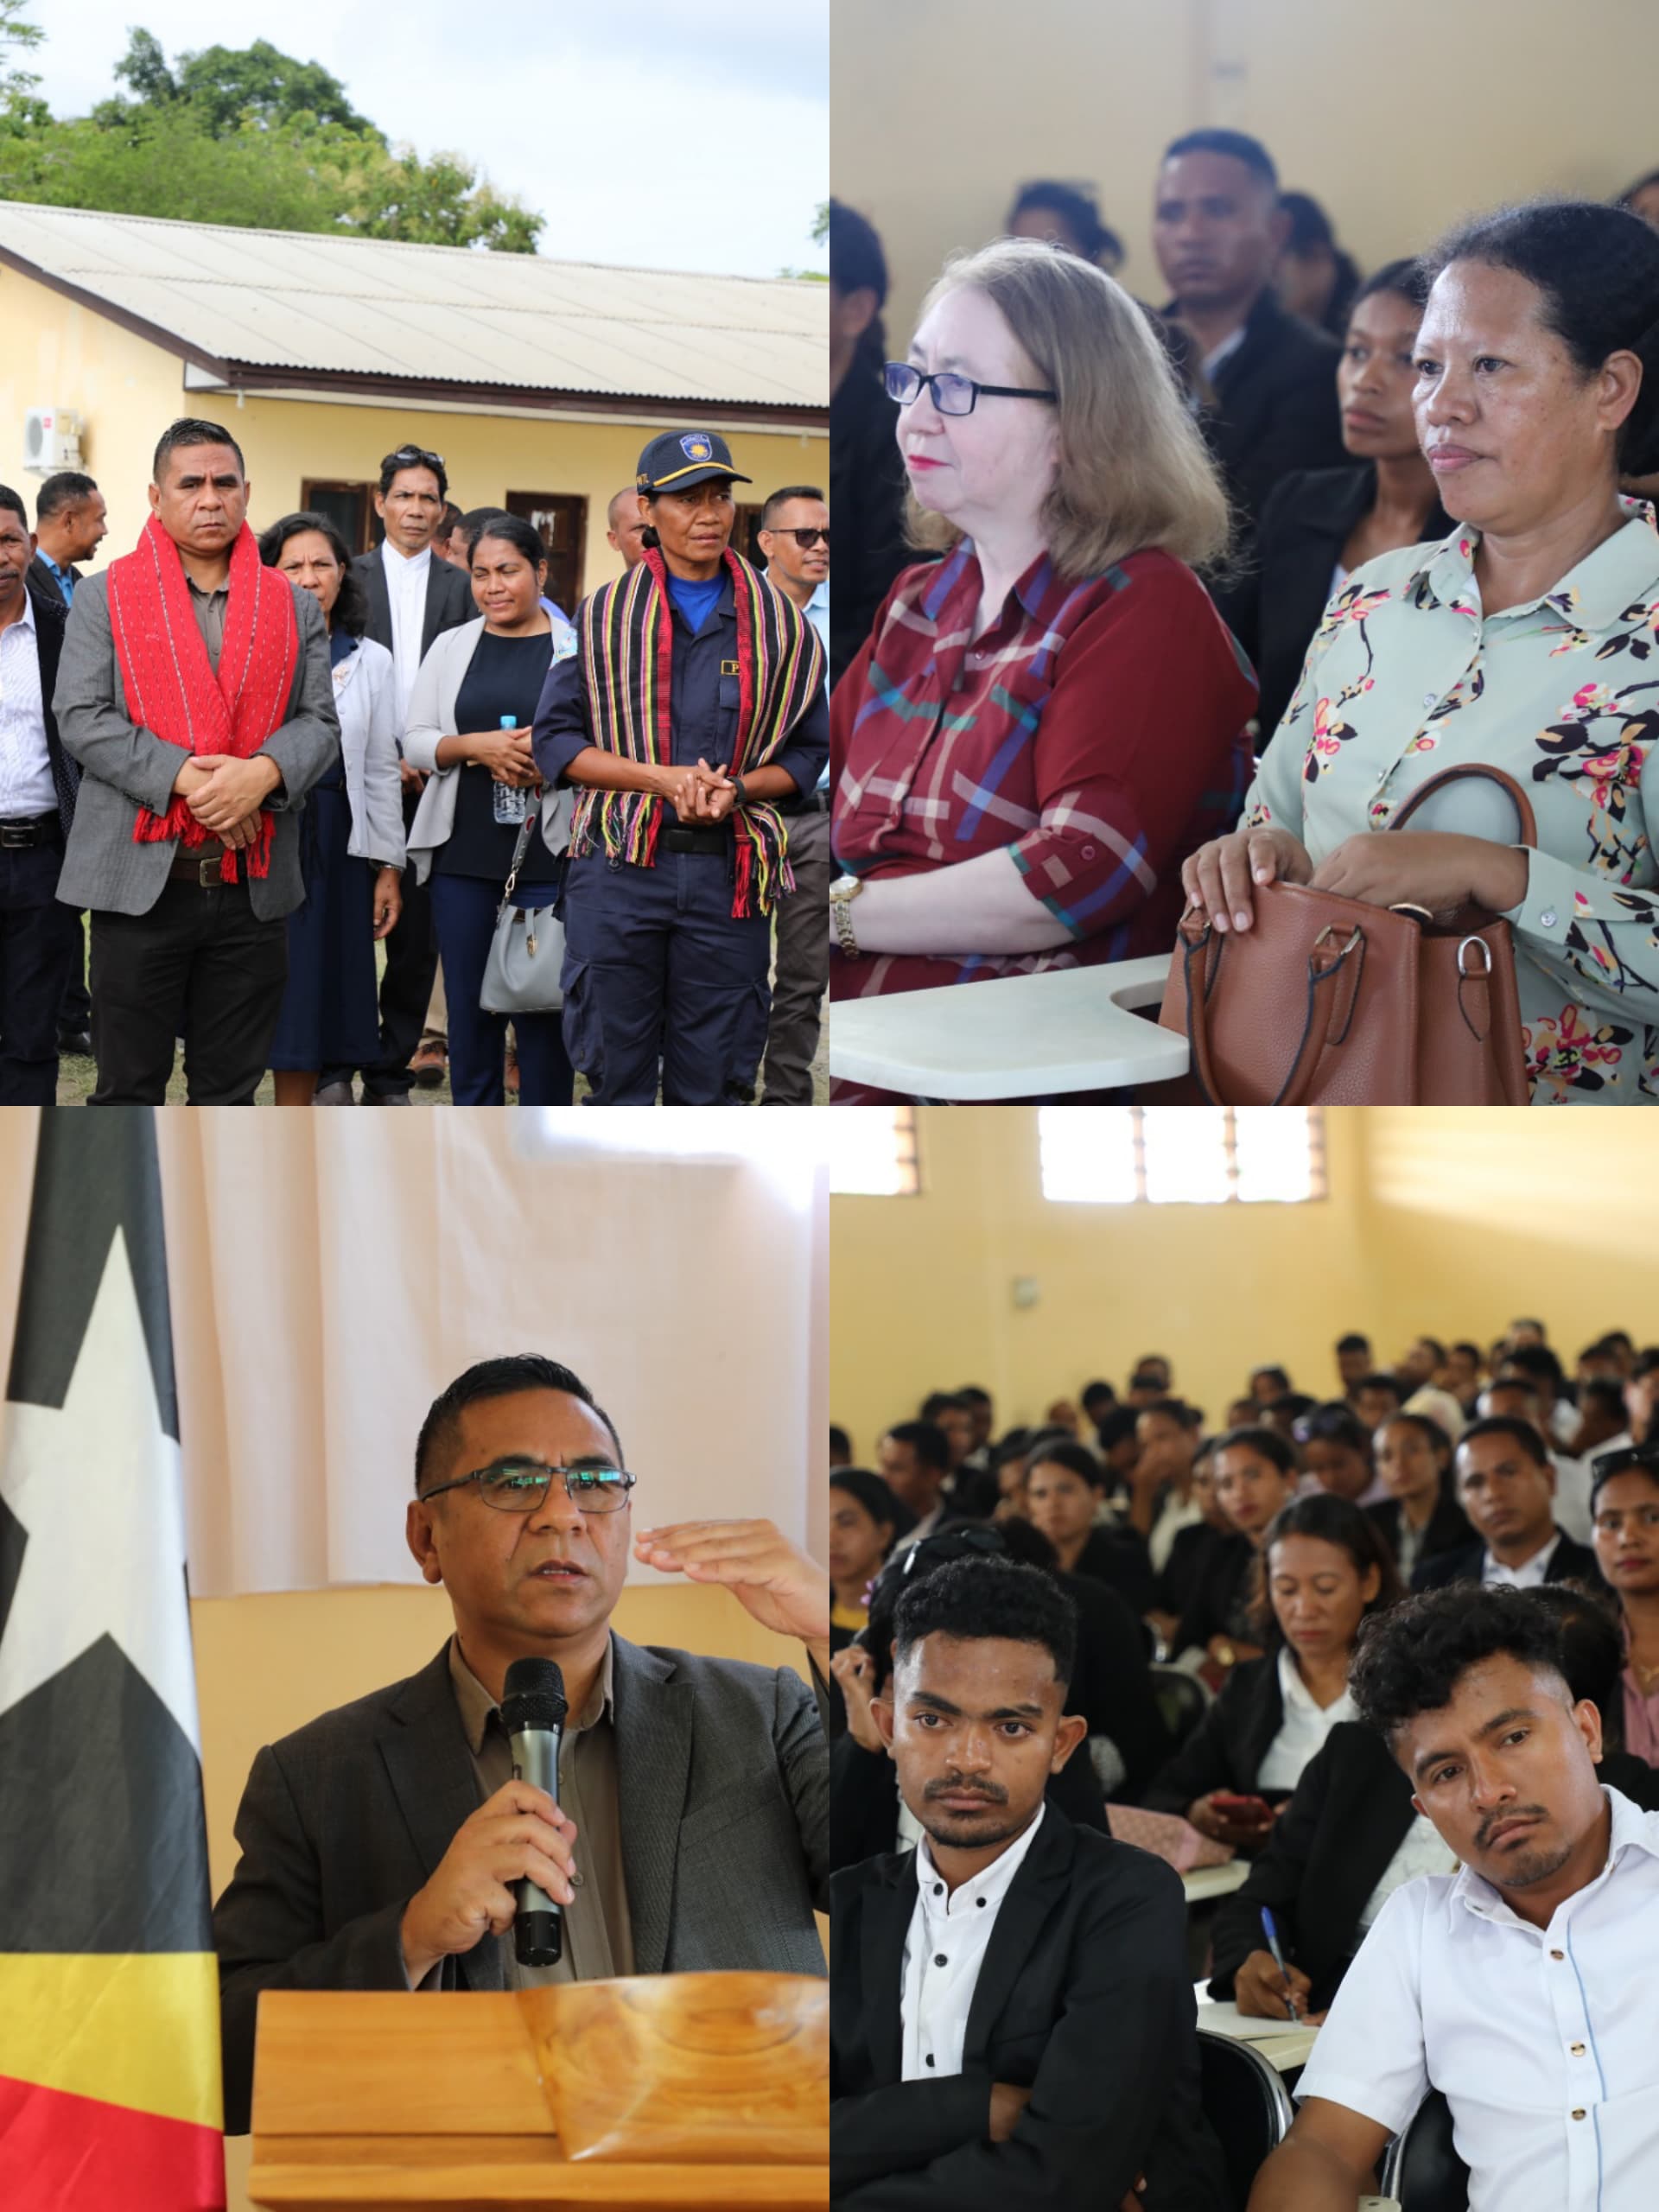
left=0, top=1225, right=200, bottom=1751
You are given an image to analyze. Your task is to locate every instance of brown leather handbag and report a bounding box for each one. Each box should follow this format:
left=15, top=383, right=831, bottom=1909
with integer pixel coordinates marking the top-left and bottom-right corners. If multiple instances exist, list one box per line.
left=1156, top=765, right=1534, bottom=1105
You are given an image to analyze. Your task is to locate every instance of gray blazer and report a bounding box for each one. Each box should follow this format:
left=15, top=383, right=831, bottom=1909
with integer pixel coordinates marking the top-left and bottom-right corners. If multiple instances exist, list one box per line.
left=53, top=571, right=340, bottom=921
left=211, top=1635, right=830, bottom=2134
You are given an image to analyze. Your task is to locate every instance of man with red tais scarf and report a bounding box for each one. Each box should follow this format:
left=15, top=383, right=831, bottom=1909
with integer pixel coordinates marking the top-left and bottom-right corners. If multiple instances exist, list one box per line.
left=53, top=417, right=340, bottom=1103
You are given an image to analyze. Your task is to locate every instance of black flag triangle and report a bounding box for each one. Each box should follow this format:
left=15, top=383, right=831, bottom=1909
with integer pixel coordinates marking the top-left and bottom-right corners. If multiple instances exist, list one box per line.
left=0, top=1111, right=223, bottom=2209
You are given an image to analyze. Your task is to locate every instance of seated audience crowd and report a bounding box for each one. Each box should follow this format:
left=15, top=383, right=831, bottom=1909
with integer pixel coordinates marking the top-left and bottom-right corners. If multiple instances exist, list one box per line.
left=830, top=137, right=1659, bottom=1104
left=830, top=1313, right=1659, bottom=2207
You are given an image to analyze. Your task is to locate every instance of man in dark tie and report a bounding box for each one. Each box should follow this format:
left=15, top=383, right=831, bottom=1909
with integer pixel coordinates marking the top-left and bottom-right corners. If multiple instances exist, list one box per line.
left=29, top=469, right=108, bottom=1059
left=324, top=442, right=474, bottom=1103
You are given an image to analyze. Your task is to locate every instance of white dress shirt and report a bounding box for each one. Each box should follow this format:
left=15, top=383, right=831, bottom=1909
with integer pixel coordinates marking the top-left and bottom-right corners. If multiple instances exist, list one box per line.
left=0, top=586, right=56, bottom=817
left=1255, top=1646, right=1358, bottom=1794
left=1148, top=1491, right=1205, bottom=1573
left=1356, top=1813, right=1459, bottom=1934
left=1299, top=1787, right=1659, bottom=2212
left=899, top=1804, right=1046, bottom=2082
left=1552, top=1454, right=1592, bottom=1546
left=1482, top=1531, right=1567, bottom=1590
left=380, top=538, right=433, bottom=725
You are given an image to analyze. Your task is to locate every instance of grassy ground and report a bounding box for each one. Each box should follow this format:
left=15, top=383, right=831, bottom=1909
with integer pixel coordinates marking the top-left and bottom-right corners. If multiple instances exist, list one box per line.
left=52, top=922, right=830, bottom=1103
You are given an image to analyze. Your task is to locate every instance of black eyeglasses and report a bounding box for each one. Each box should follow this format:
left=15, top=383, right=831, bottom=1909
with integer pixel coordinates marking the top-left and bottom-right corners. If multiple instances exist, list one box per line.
left=884, top=361, right=1058, bottom=416
left=1591, top=1443, right=1659, bottom=1482
left=419, top=1460, right=639, bottom=1515
left=899, top=1524, right=1005, bottom=1575
left=766, top=527, right=830, bottom=549
left=385, top=444, right=446, bottom=473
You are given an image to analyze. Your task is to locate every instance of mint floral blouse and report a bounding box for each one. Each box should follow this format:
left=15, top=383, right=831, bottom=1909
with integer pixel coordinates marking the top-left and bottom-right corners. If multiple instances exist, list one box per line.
left=1243, top=501, right=1659, bottom=1103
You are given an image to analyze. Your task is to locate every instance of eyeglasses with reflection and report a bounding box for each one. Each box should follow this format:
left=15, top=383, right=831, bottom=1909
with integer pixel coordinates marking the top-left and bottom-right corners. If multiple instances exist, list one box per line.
left=419, top=1459, right=639, bottom=1514
left=884, top=361, right=1058, bottom=416
left=386, top=444, right=446, bottom=474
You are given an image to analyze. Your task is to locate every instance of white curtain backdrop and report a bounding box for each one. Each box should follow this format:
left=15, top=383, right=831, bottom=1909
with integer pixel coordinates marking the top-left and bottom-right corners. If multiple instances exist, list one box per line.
left=0, top=1112, right=828, bottom=1599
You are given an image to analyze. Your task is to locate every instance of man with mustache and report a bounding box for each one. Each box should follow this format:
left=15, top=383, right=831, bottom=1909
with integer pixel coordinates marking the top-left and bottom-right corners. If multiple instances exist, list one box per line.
left=1249, top=1583, right=1659, bottom=2209
left=830, top=1555, right=1225, bottom=2211
left=212, top=1354, right=830, bottom=2133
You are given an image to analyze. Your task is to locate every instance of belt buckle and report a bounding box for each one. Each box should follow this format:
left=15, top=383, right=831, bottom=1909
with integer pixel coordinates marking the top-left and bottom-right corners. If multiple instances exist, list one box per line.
left=196, top=855, right=223, bottom=887
left=0, top=827, right=29, bottom=849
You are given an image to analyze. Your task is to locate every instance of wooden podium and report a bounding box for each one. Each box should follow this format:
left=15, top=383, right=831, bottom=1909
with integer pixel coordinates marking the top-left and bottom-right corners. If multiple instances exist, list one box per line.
left=247, top=1973, right=828, bottom=2210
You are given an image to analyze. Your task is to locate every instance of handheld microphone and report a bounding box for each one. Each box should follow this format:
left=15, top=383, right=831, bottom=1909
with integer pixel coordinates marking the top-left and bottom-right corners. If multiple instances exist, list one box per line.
left=500, top=1656, right=569, bottom=1967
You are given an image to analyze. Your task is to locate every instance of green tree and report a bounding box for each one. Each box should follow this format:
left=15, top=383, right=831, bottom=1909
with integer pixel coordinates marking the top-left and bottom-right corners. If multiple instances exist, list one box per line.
left=0, top=0, right=42, bottom=107
left=2, top=23, right=543, bottom=252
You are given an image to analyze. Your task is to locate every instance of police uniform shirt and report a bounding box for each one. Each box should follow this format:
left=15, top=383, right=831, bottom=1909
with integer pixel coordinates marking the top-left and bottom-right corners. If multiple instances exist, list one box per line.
left=446, top=1636, right=635, bottom=1986
left=533, top=572, right=830, bottom=810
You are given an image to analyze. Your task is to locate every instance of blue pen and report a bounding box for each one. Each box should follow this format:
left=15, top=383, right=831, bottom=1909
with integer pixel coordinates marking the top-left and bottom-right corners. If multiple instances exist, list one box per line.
left=1260, top=1906, right=1302, bottom=2024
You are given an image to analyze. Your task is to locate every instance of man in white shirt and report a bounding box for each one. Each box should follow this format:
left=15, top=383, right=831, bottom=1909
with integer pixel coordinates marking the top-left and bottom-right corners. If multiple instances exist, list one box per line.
left=877, top=1422, right=963, bottom=1546
left=1411, top=1420, right=1600, bottom=1594
left=334, top=444, right=474, bottom=1104
left=831, top=1555, right=1225, bottom=2210
left=1480, top=1375, right=1592, bottom=1541
left=1249, top=1582, right=1659, bottom=2210
left=0, top=484, right=80, bottom=1101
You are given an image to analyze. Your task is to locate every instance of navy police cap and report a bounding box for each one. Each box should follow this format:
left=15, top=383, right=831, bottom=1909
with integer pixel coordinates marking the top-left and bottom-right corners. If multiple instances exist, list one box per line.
left=636, top=428, right=753, bottom=493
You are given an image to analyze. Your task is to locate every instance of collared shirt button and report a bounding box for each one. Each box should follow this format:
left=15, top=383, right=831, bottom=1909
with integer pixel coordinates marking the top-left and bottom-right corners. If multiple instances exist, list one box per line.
left=1572, top=2108, right=1586, bottom=2120
left=934, top=1953, right=948, bottom=1967
left=1540, top=910, right=1557, bottom=927
left=1550, top=1948, right=1566, bottom=1960
left=1571, top=2043, right=1586, bottom=2055
left=1081, top=843, right=1096, bottom=861
left=1423, top=692, right=1436, bottom=707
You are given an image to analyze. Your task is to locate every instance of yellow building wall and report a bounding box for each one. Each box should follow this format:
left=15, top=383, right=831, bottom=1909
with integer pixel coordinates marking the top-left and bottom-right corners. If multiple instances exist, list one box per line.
left=830, top=1108, right=1375, bottom=1457
left=0, top=265, right=827, bottom=592
left=194, top=1580, right=813, bottom=2212
left=0, top=263, right=185, bottom=550
left=829, top=1108, right=1659, bottom=1464
left=833, top=0, right=1659, bottom=359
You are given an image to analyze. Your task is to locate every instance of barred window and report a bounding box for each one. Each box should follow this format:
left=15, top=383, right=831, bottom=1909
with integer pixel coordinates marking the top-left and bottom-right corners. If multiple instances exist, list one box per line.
left=1038, top=1108, right=1325, bottom=1205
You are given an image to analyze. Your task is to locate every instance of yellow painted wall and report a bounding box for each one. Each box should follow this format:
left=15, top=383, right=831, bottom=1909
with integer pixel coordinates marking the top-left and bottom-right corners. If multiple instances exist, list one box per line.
left=829, top=1108, right=1659, bottom=1463
left=194, top=1580, right=813, bottom=2212
left=0, top=266, right=828, bottom=593
left=833, top=0, right=1659, bottom=359
left=0, top=264, right=183, bottom=550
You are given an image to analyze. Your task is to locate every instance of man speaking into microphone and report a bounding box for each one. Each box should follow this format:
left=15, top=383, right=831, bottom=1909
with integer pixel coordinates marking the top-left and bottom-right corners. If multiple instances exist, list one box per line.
left=211, top=1355, right=830, bottom=2134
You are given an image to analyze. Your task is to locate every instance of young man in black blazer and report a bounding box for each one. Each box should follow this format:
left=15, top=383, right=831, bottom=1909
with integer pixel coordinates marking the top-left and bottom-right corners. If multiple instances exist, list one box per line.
left=1151, top=128, right=1346, bottom=662
left=329, top=442, right=476, bottom=1103
left=831, top=1556, right=1225, bottom=2211
left=1410, top=1419, right=1601, bottom=1594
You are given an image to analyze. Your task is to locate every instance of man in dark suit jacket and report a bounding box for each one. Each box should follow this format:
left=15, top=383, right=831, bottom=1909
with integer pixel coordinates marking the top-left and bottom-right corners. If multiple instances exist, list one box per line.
left=1410, top=1417, right=1603, bottom=1594
left=326, top=443, right=475, bottom=1102
left=831, top=1554, right=1226, bottom=2211
left=1151, top=129, right=1346, bottom=663
left=28, top=471, right=107, bottom=1057
left=0, top=486, right=81, bottom=1101
left=212, top=1354, right=829, bottom=2134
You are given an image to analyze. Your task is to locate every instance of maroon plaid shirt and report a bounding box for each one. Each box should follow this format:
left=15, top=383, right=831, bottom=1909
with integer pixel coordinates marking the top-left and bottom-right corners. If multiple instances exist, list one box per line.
left=830, top=541, right=1256, bottom=1001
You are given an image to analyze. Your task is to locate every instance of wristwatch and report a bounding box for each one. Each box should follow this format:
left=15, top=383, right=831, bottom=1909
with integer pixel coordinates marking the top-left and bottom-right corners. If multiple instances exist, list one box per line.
left=730, top=773, right=748, bottom=811
left=830, top=873, right=864, bottom=957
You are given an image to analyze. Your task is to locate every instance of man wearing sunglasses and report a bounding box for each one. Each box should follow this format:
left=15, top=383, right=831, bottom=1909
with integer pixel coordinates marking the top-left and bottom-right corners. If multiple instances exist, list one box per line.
left=332, top=444, right=476, bottom=1105
left=212, top=1354, right=830, bottom=2133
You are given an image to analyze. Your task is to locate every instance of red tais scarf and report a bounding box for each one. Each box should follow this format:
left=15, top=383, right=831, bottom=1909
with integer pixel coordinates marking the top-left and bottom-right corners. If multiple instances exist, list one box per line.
left=106, top=514, right=299, bottom=880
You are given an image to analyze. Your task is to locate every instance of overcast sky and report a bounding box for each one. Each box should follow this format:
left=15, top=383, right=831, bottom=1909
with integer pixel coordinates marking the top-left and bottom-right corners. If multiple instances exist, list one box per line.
left=24, top=0, right=828, bottom=277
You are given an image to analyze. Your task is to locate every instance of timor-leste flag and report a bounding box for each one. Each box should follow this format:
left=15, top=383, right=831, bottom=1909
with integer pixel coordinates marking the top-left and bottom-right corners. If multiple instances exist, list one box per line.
left=0, top=1113, right=224, bottom=2209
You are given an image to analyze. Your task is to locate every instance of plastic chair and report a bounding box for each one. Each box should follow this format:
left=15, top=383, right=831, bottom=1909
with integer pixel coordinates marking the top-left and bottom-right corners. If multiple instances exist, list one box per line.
left=1150, top=1662, right=1212, bottom=1749
left=1379, top=2091, right=1469, bottom=2212
left=1197, top=2029, right=1296, bottom=2212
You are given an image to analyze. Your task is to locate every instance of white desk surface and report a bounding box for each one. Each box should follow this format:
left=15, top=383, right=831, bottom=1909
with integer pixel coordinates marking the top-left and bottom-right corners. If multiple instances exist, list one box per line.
left=828, top=955, right=1182, bottom=1099
left=1195, top=1981, right=1319, bottom=2074
left=1181, top=1859, right=1250, bottom=1905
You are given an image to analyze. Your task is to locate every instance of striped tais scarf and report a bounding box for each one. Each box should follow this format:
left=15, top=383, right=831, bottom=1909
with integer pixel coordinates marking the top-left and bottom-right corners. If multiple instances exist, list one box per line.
left=569, top=543, right=825, bottom=918
left=106, top=513, right=299, bottom=880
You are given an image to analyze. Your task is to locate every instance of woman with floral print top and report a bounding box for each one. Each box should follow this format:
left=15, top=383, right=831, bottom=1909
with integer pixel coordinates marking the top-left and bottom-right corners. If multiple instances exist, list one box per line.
left=1183, top=199, right=1659, bottom=1103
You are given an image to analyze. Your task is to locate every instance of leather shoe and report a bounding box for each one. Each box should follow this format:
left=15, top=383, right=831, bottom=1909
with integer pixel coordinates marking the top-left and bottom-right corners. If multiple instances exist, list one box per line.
left=314, top=1079, right=355, bottom=1105
left=363, top=1088, right=410, bottom=1105
left=57, top=1029, right=94, bottom=1059
left=410, top=1037, right=446, bottom=1088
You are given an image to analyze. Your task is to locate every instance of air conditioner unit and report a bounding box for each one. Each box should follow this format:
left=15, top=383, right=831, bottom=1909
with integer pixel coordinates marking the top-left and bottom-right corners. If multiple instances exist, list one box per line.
left=22, top=407, right=83, bottom=475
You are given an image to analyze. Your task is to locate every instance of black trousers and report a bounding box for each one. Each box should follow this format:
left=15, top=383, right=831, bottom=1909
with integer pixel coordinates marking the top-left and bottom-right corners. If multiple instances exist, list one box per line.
left=88, top=877, right=289, bottom=1105
left=58, top=910, right=90, bottom=1039
left=0, top=830, right=79, bottom=1104
left=323, top=780, right=438, bottom=1099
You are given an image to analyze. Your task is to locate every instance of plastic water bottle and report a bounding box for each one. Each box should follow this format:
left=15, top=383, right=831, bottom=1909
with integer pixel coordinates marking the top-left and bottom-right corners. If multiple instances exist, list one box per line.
left=493, top=714, right=530, bottom=825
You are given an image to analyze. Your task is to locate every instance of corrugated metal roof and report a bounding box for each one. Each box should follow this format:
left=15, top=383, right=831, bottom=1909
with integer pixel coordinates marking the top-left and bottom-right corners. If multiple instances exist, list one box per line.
left=0, top=201, right=827, bottom=410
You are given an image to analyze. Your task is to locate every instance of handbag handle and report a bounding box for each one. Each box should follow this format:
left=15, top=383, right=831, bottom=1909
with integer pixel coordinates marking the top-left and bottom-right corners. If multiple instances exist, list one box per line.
left=1182, top=917, right=1363, bottom=1107
left=1386, top=762, right=1538, bottom=849
left=498, top=796, right=542, bottom=917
